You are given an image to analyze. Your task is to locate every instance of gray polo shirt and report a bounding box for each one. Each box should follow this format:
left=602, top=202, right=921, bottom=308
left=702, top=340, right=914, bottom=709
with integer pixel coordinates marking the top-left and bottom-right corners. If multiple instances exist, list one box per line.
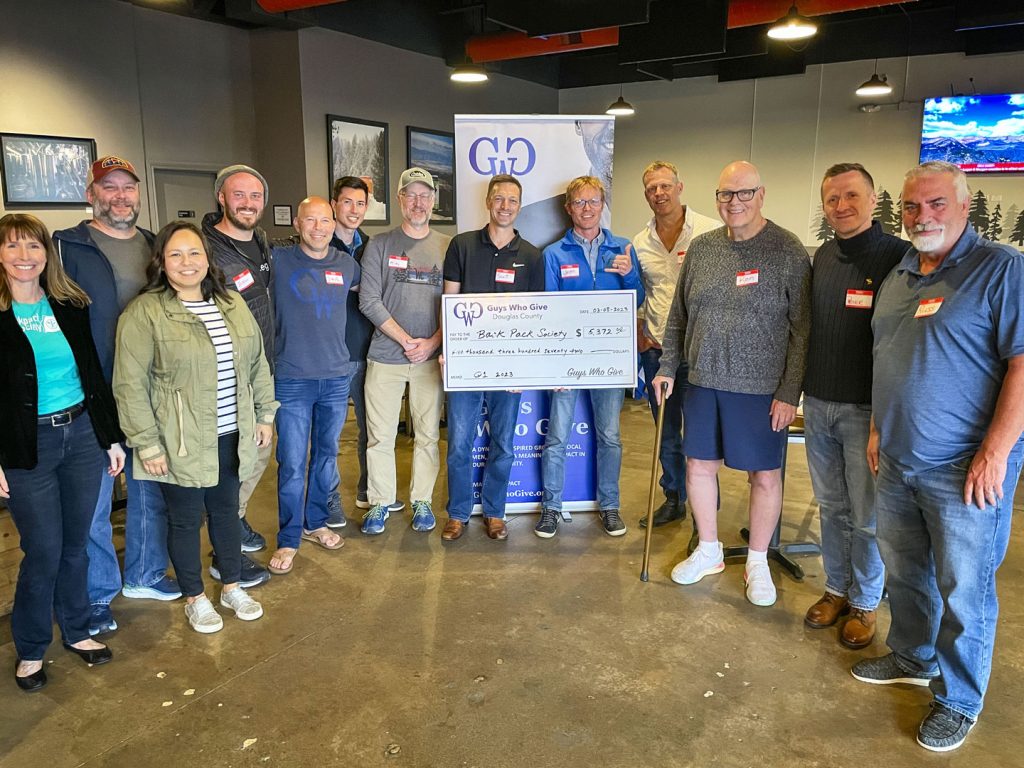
left=872, top=225, right=1024, bottom=474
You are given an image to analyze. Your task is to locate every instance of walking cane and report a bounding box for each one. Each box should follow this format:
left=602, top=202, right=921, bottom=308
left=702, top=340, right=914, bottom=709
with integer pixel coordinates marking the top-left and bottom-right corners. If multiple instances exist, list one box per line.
left=640, top=381, right=669, bottom=582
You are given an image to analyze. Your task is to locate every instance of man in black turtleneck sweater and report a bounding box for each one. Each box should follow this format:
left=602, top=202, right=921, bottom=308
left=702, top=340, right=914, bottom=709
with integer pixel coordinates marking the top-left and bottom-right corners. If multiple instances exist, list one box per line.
left=802, top=163, right=907, bottom=649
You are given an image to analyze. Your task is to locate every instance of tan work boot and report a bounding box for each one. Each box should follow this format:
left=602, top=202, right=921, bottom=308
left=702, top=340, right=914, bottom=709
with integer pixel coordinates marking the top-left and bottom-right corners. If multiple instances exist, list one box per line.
left=841, top=608, right=877, bottom=649
left=804, top=592, right=850, bottom=628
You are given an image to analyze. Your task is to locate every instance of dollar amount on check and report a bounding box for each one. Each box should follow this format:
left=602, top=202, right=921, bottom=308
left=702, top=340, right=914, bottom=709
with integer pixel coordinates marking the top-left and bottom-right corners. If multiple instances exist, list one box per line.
left=442, top=290, right=638, bottom=391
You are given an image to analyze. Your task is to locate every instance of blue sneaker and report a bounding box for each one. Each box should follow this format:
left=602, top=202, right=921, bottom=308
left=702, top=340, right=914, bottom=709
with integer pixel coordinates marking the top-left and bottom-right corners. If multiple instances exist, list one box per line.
left=361, top=504, right=389, bottom=535
left=122, top=575, right=182, bottom=601
left=411, top=500, right=436, bottom=532
left=88, top=605, right=118, bottom=637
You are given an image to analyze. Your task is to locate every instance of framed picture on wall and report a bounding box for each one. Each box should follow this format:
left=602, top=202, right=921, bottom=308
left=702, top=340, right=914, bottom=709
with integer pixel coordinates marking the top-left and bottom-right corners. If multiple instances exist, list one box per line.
left=406, top=126, right=456, bottom=224
left=327, top=115, right=389, bottom=224
left=0, top=132, right=97, bottom=206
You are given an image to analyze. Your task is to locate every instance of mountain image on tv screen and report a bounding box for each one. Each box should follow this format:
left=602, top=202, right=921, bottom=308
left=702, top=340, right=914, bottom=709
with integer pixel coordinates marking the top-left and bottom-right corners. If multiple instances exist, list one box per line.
left=920, top=94, right=1024, bottom=174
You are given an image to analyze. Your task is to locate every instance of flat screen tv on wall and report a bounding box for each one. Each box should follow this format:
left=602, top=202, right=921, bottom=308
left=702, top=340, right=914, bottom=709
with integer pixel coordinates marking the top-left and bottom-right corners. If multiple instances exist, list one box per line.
left=920, top=93, right=1024, bottom=174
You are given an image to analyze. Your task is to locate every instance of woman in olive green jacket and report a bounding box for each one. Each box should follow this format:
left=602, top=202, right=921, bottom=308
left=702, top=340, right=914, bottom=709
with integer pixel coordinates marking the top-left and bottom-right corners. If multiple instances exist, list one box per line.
left=114, top=222, right=278, bottom=635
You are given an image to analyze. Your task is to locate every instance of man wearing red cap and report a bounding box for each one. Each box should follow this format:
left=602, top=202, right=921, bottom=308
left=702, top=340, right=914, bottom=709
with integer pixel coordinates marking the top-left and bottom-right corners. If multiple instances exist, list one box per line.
left=55, top=156, right=181, bottom=638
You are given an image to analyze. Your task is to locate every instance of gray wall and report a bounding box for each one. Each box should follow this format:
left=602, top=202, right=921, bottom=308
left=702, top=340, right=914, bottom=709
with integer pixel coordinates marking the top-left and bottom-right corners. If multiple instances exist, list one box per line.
left=560, top=52, right=1024, bottom=245
left=0, top=0, right=256, bottom=231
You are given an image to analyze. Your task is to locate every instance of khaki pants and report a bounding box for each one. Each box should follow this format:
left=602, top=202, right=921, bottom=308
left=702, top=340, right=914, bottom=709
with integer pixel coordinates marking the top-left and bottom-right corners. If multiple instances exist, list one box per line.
left=238, top=441, right=273, bottom=518
left=365, top=359, right=443, bottom=505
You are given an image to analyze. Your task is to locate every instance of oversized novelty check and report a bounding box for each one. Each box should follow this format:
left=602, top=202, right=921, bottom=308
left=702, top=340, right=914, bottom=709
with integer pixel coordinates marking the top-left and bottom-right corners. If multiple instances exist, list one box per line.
left=442, top=290, right=637, bottom=391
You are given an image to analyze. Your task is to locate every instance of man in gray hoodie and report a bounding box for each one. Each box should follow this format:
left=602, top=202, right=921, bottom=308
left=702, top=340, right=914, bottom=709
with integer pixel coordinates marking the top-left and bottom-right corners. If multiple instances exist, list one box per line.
left=652, top=161, right=811, bottom=608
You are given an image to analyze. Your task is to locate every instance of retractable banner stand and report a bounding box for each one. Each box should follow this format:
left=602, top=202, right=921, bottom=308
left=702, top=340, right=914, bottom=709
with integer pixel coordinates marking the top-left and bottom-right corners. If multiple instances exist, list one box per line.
left=453, top=114, right=616, bottom=513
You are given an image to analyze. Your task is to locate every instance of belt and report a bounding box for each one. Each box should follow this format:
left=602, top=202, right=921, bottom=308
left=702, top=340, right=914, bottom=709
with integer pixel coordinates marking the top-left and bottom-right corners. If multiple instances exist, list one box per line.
left=37, top=401, right=86, bottom=427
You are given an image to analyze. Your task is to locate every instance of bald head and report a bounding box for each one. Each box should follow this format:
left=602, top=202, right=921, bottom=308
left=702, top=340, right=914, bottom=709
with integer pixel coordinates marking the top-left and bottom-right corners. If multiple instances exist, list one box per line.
left=714, top=161, right=766, bottom=241
left=294, top=196, right=335, bottom=258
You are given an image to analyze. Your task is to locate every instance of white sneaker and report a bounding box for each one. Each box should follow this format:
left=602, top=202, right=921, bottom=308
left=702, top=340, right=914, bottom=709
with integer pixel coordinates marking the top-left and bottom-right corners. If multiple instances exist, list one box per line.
left=220, top=587, right=264, bottom=621
left=670, top=543, right=725, bottom=585
left=185, top=595, right=224, bottom=633
left=744, top=561, right=777, bottom=607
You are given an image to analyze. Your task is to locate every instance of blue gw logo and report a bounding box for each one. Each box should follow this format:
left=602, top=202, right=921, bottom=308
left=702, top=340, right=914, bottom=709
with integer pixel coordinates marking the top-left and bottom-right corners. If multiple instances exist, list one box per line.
left=453, top=301, right=484, bottom=327
left=468, top=137, right=536, bottom=176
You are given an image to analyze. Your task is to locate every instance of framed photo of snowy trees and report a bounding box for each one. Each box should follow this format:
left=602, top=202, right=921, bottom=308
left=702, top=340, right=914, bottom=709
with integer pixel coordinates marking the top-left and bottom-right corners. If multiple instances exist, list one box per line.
left=0, top=132, right=96, bottom=206
left=327, top=115, right=390, bottom=224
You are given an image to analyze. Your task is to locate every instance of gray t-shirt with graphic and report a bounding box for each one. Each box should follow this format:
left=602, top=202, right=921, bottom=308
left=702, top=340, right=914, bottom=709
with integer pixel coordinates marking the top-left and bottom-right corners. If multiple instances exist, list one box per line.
left=90, top=227, right=150, bottom=311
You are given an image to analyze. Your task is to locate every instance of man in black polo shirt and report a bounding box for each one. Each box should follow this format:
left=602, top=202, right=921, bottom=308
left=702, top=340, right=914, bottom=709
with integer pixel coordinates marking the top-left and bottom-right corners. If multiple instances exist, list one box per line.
left=440, top=174, right=545, bottom=541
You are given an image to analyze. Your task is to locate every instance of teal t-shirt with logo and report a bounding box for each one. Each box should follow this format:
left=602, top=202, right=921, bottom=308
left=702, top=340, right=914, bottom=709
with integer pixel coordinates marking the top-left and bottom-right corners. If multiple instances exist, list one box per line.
left=13, top=297, right=84, bottom=415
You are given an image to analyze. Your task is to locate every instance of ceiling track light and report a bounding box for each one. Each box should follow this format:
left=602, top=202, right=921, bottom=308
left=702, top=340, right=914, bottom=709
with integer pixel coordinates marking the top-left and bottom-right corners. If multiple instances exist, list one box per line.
left=767, top=4, right=817, bottom=41
left=450, top=62, right=488, bottom=83
left=605, top=88, right=635, bottom=116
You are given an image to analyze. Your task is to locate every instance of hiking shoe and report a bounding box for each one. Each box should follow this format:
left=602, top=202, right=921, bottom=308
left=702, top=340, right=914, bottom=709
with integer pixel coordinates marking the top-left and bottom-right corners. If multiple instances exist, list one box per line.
left=601, top=508, right=626, bottom=536
left=185, top=595, right=223, bottom=634
left=411, top=500, right=436, bottom=532
left=88, top=605, right=118, bottom=637
left=670, top=543, right=725, bottom=585
left=744, top=561, right=777, bottom=607
left=361, top=504, right=389, bottom=535
left=917, top=703, right=975, bottom=752
left=240, top=516, right=266, bottom=552
left=851, top=653, right=936, bottom=687
left=122, top=575, right=182, bottom=601
left=210, top=554, right=271, bottom=588
left=535, top=508, right=560, bottom=539
left=357, top=492, right=404, bottom=512
left=220, top=587, right=264, bottom=621
left=326, top=494, right=347, bottom=529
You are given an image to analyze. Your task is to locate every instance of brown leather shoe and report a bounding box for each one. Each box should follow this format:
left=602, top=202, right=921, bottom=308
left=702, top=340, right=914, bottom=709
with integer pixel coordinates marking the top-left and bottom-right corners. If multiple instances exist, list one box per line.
left=484, top=517, right=508, bottom=540
left=804, top=592, right=850, bottom=628
left=841, top=608, right=877, bottom=649
left=441, top=519, right=465, bottom=541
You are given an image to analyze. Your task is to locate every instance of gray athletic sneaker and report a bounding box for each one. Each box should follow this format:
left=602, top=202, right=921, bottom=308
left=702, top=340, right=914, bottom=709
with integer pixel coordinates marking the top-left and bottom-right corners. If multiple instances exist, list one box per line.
left=851, top=653, right=936, bottom=686
left=917, top=703, right=975, bottom=752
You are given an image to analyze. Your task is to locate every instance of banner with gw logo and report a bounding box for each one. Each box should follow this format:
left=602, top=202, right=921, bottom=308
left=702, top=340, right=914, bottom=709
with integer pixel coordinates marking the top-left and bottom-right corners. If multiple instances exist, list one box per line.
left=454, top=115, right=615, bottom=252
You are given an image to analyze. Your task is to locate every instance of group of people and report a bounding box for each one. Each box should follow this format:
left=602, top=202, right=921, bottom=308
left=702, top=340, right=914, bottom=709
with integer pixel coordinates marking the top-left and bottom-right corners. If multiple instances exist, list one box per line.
left=0, top=150, right=1020, bottom=754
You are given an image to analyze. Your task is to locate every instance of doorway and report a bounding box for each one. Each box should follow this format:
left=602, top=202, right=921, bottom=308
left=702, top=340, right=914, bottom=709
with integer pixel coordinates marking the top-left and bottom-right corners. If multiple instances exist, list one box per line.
left=152, top=168, right=217, bottom=228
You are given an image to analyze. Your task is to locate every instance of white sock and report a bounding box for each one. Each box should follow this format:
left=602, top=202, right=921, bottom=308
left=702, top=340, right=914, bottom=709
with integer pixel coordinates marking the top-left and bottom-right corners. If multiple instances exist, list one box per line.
left=746, top=548, right=768, bottom=569
left=698, top=540, right=722, bottom=558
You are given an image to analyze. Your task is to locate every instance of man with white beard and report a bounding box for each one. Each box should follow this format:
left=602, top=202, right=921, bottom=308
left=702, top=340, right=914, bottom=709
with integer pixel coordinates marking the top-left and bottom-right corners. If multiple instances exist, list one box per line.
left=854, top=161, right=1024, bottom=752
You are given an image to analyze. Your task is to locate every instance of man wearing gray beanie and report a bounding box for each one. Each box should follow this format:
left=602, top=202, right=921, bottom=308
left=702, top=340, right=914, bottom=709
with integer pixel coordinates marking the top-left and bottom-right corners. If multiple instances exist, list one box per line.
left=202, top=164, right=275, bottom=588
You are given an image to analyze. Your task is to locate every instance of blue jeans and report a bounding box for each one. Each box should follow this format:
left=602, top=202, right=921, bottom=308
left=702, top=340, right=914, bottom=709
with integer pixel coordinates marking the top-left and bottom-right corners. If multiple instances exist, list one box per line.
left=640, top=348, right=687, bottom=498
left=542, top=388, right=623, bottom=511
left=122, top=454, right=170, bottom=589
left=351, top=361, right=369, bottom=496
left=86, top=470, right=120, bottom=605
left=875, top=447, right=1024, bottom=719
left=803, top=396, right=884, bottom=610
left=276, top=376, right=350, bottom=548
left=5, top=413, right=104, bottom=660
left=446, top=390, right=522, bottom=521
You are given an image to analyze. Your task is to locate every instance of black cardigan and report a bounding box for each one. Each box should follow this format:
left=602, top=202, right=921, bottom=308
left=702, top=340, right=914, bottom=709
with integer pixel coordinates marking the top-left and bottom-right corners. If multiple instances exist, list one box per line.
left=0, top=296, right=124, bottom=469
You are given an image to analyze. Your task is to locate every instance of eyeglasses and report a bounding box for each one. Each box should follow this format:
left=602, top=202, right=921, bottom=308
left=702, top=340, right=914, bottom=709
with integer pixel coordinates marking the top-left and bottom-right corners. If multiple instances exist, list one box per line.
left=401, top=191, right=434, bottom=204
left=715, top=187, right=761, bottom=203
left=570, top=198, right=603, bottom=210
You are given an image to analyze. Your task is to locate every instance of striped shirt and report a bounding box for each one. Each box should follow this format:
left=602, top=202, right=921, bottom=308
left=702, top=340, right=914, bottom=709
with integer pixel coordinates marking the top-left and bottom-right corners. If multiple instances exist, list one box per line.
left=182, top=299, right=238, bottom=435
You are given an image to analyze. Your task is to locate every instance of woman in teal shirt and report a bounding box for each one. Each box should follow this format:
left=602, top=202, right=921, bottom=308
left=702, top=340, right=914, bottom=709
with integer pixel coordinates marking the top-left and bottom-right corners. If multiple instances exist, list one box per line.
left=0, top=214, right=126, bottom=692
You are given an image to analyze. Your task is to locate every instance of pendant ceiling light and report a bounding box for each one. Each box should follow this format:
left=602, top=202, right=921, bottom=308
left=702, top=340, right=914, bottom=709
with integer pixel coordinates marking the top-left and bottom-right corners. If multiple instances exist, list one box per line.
left=767, top=4, right=817, bottom=41
left=450, top=63, right=488, bottom=83
left=605, top=89, right=635, bottom=116
left=855, top=65, right=893, bottom=97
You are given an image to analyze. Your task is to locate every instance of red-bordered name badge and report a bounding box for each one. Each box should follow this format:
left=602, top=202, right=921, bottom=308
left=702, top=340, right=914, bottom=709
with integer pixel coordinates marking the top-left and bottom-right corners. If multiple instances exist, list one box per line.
left=388, top=255, right=408, bottom=269
left=560, top=263, right=580, bottom=278
left=233, top=269, right=254, bottom=291
left=914, top=297, right=943, bottom=318
left=325, top=271, right=344, bottom=286
left=845, top=289, right=873, bottom=309
left=495, top=268, right=516, bottom=284
left=736, top=269, right=759, bottom=287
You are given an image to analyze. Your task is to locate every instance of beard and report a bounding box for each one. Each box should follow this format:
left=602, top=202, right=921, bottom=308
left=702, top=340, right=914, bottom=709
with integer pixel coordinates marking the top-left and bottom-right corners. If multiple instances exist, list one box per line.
left=94, top=198, right=140, bottom=230
left=908, top=227, right=945, bottom=253
left=224, top=204, right=261, bottom=232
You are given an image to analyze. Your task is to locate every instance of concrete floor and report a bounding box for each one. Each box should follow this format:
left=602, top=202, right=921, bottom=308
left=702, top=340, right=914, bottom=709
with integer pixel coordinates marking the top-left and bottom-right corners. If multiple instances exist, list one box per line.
left=2, top=398, right=1023, bottom=768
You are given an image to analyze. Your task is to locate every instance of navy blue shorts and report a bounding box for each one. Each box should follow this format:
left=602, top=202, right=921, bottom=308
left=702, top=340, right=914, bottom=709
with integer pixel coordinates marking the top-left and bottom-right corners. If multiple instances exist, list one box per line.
left=682, top=384, right=786, bottom=471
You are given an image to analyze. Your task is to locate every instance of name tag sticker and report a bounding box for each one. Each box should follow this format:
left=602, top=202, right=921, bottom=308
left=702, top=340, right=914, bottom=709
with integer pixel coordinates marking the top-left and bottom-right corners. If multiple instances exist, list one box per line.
left=560, top=263, right=580, bottom=279
left=845, top=289, right=873, bottom=309
left=915, top=297, right=944, bottom=318
left=736, top=269, right=759, bottom=287
left=325, top=271, right=345, bottom=286
left=388, top=255, right=408, bottom=269
left=677, top=250, right=686, bottom=265
left=233, top=269, right=255, bottom=291
left=495, top=268, right=516, bottom=284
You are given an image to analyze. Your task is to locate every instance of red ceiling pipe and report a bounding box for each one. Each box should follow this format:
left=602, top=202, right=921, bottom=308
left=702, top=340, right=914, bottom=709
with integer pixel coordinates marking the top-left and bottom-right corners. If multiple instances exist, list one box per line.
left=727, top=0, right=911, bottom=28
left=467, top=28, right=620, bottom=63
left=255, top=0, right=346, bottom=11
